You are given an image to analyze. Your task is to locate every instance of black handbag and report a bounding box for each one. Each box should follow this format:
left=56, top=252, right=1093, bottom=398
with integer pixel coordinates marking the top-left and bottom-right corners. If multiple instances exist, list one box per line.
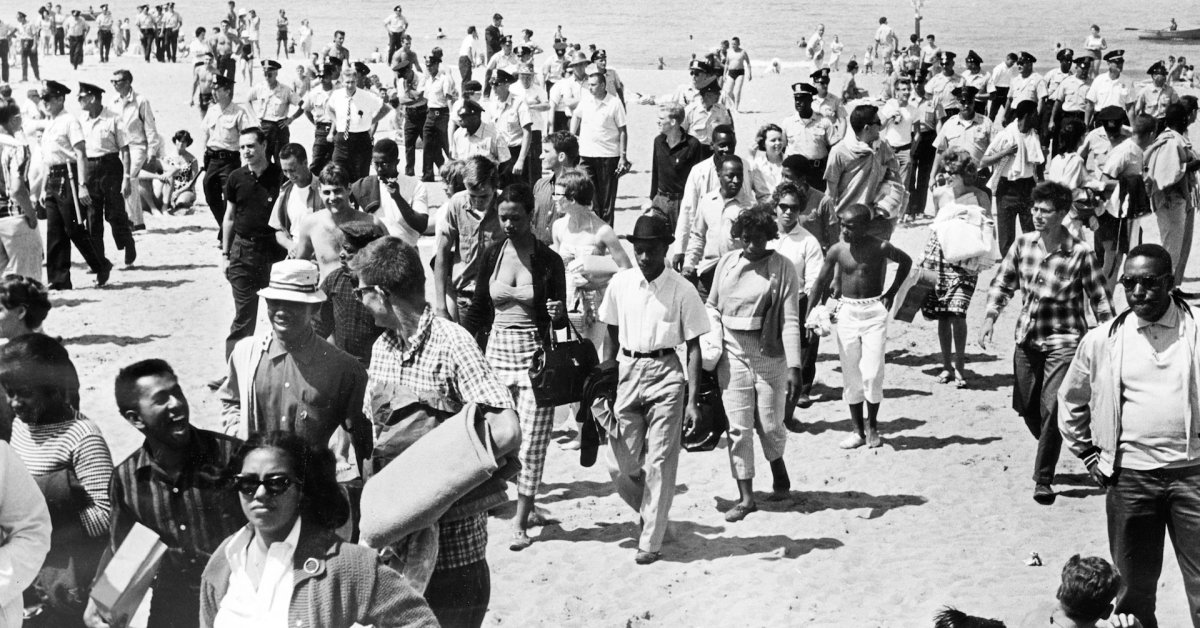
left=529, top=319, right=599, bottom=407
left=683, top=370, right=728, bottom=453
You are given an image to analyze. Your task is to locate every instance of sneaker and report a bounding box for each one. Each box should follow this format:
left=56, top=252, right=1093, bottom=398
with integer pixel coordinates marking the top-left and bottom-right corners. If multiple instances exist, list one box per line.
left=634, top=550, right=660, bottom=565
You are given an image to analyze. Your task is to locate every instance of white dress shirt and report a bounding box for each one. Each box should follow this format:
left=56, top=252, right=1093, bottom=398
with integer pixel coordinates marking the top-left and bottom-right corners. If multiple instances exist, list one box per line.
left=213, top=518, right=302, bottom=628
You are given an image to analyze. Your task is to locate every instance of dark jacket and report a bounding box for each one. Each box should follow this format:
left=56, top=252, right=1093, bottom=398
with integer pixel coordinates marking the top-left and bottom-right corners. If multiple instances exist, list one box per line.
left=461, top=237, right=567, bottom=344
left=348, top=175, right=415, bottom=216
left=200, top=519, right=438, bottom=628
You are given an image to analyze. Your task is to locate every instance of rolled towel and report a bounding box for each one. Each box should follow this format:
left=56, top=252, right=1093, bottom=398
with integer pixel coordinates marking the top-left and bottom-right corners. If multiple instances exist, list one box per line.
left=359, top=403, right=499, bottom=549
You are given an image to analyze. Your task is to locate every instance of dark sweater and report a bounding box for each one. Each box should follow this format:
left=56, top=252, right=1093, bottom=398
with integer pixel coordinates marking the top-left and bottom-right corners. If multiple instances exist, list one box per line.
left=460, top=237, right=567, bottom=344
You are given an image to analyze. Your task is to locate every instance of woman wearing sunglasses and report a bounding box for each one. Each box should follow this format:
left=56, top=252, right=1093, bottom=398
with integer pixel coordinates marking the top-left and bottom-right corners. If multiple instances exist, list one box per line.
left=200, top=431, right=437, bottom=628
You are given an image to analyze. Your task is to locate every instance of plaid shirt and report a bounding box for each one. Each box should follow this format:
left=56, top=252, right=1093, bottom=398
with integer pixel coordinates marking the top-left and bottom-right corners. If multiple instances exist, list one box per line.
left=365, top=306, right=514, bottom=569
left=986, top=232, right=1113, bottom=349
left=316, top=266, right=385, bottom=367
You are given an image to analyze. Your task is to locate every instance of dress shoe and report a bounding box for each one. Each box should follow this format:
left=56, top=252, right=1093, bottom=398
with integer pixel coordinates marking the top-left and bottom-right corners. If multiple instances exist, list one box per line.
left=96, top=263, right=112, bottom=287
left=634, top=550, right=660, bottom=565
left=125, top=241, right=137, bottom=265
left=1033, top=483, right=1056, bottom=505
left=47, top=282, right=72, bottom=291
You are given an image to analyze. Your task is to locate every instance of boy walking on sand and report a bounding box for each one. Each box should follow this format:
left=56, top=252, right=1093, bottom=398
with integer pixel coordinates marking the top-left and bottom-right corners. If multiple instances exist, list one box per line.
left=808, top=204, right=911, bottom=449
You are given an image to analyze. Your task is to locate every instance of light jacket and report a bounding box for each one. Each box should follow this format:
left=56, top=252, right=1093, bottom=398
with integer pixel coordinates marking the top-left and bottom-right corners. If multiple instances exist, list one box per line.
left=1058, top=298, right=1200, bottom=475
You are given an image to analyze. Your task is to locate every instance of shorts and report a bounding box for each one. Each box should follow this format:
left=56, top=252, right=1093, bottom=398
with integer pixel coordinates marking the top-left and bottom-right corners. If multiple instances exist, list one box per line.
left=276, top=30, right=288, bottom=42
left=728, top=68, right=745, bottom=79
left=240, top=43, right=253, bottom=60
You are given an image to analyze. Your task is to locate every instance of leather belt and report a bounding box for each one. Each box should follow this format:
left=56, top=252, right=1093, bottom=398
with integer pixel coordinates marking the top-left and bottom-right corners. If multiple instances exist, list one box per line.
left=621, top=348, right=674, bottom=359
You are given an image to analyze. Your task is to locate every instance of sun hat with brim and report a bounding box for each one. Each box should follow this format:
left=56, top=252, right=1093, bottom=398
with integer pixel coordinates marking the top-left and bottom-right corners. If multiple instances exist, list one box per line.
left=620, top=212, right=675, bottom=244
left=566, top=51, right=590, bottom=67
left=258, top=260, right=327, bottom=303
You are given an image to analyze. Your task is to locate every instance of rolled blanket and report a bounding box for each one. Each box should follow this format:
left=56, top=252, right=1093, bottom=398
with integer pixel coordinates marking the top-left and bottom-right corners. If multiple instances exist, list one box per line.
left=359, top=403, right=499, bottom=549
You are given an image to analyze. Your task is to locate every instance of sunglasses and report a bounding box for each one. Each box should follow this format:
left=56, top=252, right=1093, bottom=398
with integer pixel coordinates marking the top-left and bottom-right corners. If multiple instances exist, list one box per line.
left=232, top=473, right=297, bottom=497
left=1119, top=273, right=1171, bottom=292
left=352, top=285, right=385, bottom=300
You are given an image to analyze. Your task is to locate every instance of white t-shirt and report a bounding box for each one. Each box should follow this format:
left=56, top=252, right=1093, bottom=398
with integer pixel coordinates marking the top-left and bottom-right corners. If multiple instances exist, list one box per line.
left=284, top=183, right=313, bottom=237
left=574, top=93, right=626, bottom=158
left=377, top=179, right=427, bottom=245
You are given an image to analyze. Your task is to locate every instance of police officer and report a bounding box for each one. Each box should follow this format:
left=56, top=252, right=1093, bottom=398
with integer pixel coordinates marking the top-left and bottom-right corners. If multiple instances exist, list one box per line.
left=96, top=4, right=115, bottom=62
left=249, top=59, right=303, bottom=162
left=325, top=61, right=388, bottom=181
left=111, top=69, right=161, bottom=232
left=201, top=73, right=257, bottom=239
left=78, top=81, right=136, bottom=265
left=40, top=80, right=111, bottom=289
left=305, top=62, right=338, bottom=176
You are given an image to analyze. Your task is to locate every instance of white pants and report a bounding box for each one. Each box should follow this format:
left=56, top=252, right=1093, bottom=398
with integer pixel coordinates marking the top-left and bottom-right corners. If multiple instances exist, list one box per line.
left=1139, top=194, right=1193, bottom=284
left=835, top=298, right=888, bottom=404
left=716, top=329, right=789, bottom=480
left=0, top=216, right=43, bottom=282
left=124, top=143, right=148, bottom=226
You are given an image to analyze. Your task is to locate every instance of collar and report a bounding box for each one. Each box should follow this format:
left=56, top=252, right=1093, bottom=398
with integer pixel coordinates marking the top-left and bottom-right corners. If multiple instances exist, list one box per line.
left=250, top=515, right=302, bottom=557
left=1136, top=300, right=1181, bottom=329
left=265, top=327, right=321, bottom=363
left=392, top=305, right=435, bottom=363
left=133, top=427, right=215, bottom=481
left=118, top=90, right=137, bottom=105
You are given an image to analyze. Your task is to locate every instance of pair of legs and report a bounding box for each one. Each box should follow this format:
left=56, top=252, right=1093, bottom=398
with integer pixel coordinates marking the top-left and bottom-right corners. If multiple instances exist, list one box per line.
left=836, top=299, right=889, bottom=449
left=995, top=177, right=1035, bottom=255
left=1012, top=341, right=1073, bottom=497
left=224, top=236, right=283, bottom=355
left=935, top=314, right=968, bottom=385
left=1141, top=193, right=1193, bottom=286
left=581, top=155, right=620, bottom=225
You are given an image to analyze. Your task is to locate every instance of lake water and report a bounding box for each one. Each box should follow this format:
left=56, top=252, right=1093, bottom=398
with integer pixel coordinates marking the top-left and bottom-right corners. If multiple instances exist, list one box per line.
left=89, top=0, right=1200, bottom=78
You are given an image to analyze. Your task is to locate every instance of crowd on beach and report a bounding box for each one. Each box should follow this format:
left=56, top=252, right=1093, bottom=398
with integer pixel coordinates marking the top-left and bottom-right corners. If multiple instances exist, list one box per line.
left=0, top=2, right=1199, bottom=627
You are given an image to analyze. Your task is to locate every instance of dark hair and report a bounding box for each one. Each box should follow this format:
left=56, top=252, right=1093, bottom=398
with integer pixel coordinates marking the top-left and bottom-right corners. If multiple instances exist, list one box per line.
left=846, top=60, right=859, bottom=72
left=1057, top=118, right=1087, bottom=152
left=0, top=103, right=22, bottom=126
left=229, top=431, right=349, bottom=531
left=850, top=104, right=879, bottom=133
left=1164, top=102, right=1190, bottom=131
left=318, top=163, right=350, bottom=188
left=338, top=221, right=385, bottom=251
left=932, top=607, right=1006, bottom=628
left=0, top=333, right=79, bottom=393
left=731, top=204, right=778, bottom=242
left=195, top=26, right=205, bottom=37
left=463, top=155, right=498, bottom=188
left=1031, top=180, right=1073, bottom=213
left=349, top=237, right=426, bottom=300
left=0, top=275, right=51, bottom=330
left=440, top=160, right=466, bottom=193
left=497, top=183, right=535, bottom=214
left=114, top=359, right=176, bottom=414
left=772, top=181, right=808, bottom=207
left=1126, top=243, right=1173, bottom=276
left=467, top=25, right=476, bottom=35
left=545, top=130, right=579, bottom=164
left=372, top=138, right=400, bottom=161
left=334, top=29, right=345, bottom=37
left=755, top=123, right=784, bottom=152
left=712, top=124, right=736, bottom=143
left=781, top=154, right=815, bottom=181
left=172, top=129, right=193, bottom=147
left=558, top=169, right=594, bottom=206
left=715, top=153, right=743, bottom=172
left=1057, top=555, right=1121, bottom=622
left=941, top=147, right=978, bottom=178
left=1006, top=52, right=1018, bottom=62
left=239, top=126, right=266, bottom=145
left=278, top=142, right=308, bottom=162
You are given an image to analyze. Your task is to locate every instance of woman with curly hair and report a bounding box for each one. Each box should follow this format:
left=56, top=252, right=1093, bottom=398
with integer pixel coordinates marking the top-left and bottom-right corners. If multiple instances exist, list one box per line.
left=707, top=203, right=803, bottom=521
left=751, top=123, right=787, bottom=199
left=920, top=147, right=991, bottom=388
left=201, top=431, right=437, bottom=627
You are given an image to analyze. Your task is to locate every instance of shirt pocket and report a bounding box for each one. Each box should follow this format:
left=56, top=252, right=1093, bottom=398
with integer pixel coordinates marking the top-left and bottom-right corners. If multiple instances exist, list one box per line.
left=300, top=389, right=337, bottom=428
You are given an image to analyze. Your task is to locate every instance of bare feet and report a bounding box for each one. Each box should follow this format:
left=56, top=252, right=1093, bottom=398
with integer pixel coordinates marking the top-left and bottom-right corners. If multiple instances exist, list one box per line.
left=839, top=433, right=866, bottom=449
left=866, top=429, right=883, bottom=448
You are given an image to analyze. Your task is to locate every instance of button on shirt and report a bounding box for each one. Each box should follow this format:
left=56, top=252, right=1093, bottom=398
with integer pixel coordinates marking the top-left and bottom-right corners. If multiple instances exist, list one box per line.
left=1087, top=74, right=1131, bottom=109
left=213, top=518, right=301, bottom=628
left=439, top=193, right=505, bottom=295
left=1043, top=68, right=1070, bottom=100
left=423, top=71, right=459, bottom=109
left=574, top=93, right=626, bottom=158
left=549, top=76, right=583, bottom=115
left=306, top=85, right=334, bottom=124
left=41, top=111, right=85, bottom=166
left=925, top=72, right=965, bottom=115
left=1136, top=84, right=1180, bottom=119
left=204, top=102, right=257, bottom=151
left=488, top=93, right=531, bottom=147
left=451, top=122, right=510, bottom=163
left=598, top=267, right=709, bottom=353
left=934, top=114, right=995, bottom=163
left=783, top=114, right=835, bottom=160
left=1009, top=72, right=1047, bottom=106
left=1053, top=76, right=1090, bottom=112
left=772, top=224, right=824, bottom=293
left=81, top=108, right=128, bottom=158
left=116, top=90, right=162, bottom=151
left=225, top=163, right=283, bottom=239
left=1118, top=302, right=1195, bottom=471
left=325, top=88, right=385, bottom=134
left=685, top=190, right=752, bottom=273
left=249, top=82, right=300, bottom=122
left=683, top=101, right=733, bottom=146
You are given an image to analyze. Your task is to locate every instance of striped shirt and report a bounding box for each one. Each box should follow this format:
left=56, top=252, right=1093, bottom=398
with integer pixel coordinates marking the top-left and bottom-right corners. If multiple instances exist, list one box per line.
left=11, top=414, right=113, bottom=538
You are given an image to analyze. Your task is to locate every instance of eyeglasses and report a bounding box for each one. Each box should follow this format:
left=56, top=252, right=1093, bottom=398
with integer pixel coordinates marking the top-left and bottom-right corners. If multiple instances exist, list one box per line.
left=1119, top=273, right=1171, bottom=292
left=232, top=473, right=298, bottom=497
left=776, top=202, right=803, bottom=212
left=352, top=285, right=385, bottom=300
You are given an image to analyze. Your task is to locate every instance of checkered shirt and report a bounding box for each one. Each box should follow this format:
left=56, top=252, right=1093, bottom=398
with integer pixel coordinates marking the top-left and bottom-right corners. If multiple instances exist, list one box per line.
left=985, top=232, right=1113, bottom=349
left=435, top=513, right=489, bottom=570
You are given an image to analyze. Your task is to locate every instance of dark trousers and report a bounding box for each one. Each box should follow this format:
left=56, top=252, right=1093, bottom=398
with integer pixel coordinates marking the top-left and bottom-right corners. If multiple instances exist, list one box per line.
left=202, top=151, right=239, bottom=238
left=310, top=122, right=334, bottom=176
left=333, top=132, right=374, bottom=182
left=458, top=55, right=472, bottom=91
left=44, top=167, right=110, bottom=287
left=498, top=144, right=523, bottom=187
left=1012, top=342, right=1073, bottom=485
left=54, top=27, right=65, bottom=55
left=996, top=177, right=1035, bottom=255
left=165, top=28, right=178, bottom=62
left=797, top=294, right=820, bottom=390
left=803, top=156, right=828, bottom=192
left=1108, top=465, right=1200, bottom=628
left=67, top=35, right=83, bottom=69
left=908, top=130, right=936, bottom=217
left=260, top=120, right=291, bottom=163
left=0, top=39, right=9, bottom=82
left=154, top=31, right=166, bottom=62
left=422, top=107, right=451, bottom=179
left=523, top=130, right=542, bottom=187
left=988, top=86, right=1009, bottom=121
left=552, top=111, right=571, bottom=133
left=582, top=155, right=620, bottom=225
left=387, top=32, right=404, bottom=67
left=225, top=235, right=284, bottom=356
left=140, top=28, right=155, bottom=62
left=217, top=54, right=236, bottom=79
left=651, top=193, right=682, bottom=232
left=425, top=559, right=490, bottom=628
left=20, top=40, right=38, bottom=81
left=84, top=155, right=134, bottom=258
left=403, top=106, right=428, bottom=176
left=97, top=30, right=112, bottom=62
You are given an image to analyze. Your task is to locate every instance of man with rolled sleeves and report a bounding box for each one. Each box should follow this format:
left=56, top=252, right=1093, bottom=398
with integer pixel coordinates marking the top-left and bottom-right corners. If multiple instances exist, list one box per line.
left=383, top=5, right=408, bottom=64
left=598, top=211, right=708, bottom=565
left=221, top=127, right=284, bottom=356
left=1087, top=49, right=1131, bottom=127
left=201, top=74, right=257, bottom=239
left=925, top=51, right=964, bottom=121
left=111, top=69, right=161, bottom=232
left=637, top=57, right=721, bottom=109
left=249, top=59, right=303, bottom=162
left=487, top=68, right=531, bottom=186
left=782, top=82, right=835, bottom=191
left=1005, top=51, right=1047, bottom=126
left=78, top=81, right=136, bottom=267
left=39, top=81, right=111, bottom=289
left=325, top=62, right=388, bottom=182
left=1134, top=61, right=1180, bottom=125
left=305, top=63, right=338, bottom=176
left=95, top=4, right=114, bottom=63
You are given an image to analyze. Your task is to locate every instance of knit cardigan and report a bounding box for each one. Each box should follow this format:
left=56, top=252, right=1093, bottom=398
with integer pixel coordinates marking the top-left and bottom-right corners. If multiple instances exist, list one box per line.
left=200, top=519, right=439, bottom=628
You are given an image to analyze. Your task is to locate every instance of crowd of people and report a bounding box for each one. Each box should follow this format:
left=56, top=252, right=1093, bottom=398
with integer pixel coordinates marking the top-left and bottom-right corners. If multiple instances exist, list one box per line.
left=0, top=2, right=1198, bottom=627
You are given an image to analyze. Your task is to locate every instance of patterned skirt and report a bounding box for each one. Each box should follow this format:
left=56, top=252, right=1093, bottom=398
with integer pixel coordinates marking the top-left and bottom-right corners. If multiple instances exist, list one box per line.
left=920, top=232, right=978, bottom=319
left=486, top=327, right=556, bottom=497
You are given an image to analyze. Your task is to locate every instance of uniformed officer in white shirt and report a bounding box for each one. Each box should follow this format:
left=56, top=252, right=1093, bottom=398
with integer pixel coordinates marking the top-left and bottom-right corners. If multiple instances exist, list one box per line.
left=96, top=4, right=115, bottom=62
left=782, top=83, right=834, bottom=191
left=201, top=73, right=258, bottom=239
left=486, top=68, right=531, bottom=186
left=305, top=63, right=338, bottom=176
left=324, top=62, right=389, bottom=181
left=79, top=81, right=136, bottom=266
left=420, top=48, right=458, bottom=182
left=1087, top=49, right=1131, bottom=127
left=248, top=59, right=303, bottom=162
left=451, top=99, right=509, bottom=164
left=1005, top=51, right=1046, bottom=126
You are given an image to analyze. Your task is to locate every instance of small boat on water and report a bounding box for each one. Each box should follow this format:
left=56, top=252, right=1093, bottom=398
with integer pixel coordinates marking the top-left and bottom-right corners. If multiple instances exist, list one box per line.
left=1139, top=27, right=1200, bottom=41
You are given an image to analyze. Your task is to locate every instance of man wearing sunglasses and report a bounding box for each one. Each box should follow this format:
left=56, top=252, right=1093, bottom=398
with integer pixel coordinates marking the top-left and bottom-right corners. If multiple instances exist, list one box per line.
left=1059, top=244, right=1200, bottom=628
left=86, top=359, right=245, bottom=628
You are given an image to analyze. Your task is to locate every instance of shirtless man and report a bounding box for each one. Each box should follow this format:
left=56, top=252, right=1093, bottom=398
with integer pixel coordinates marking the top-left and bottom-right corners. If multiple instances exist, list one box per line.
left=807, top=203, right=911, bottom=449
left=321, top=30, right=349, bottom=67
left=291, top=163, right=388, bottom=278
left=724, top=37, right=751, bottom=112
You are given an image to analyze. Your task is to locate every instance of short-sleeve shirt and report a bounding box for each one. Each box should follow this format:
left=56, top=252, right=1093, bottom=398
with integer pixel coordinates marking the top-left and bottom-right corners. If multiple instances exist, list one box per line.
left=487, top=93, right=532, bottom=147
left=934, top=114, right=995, bottom=163
left=1053, top=76, right=1090, bottom=112
left=682, top=101, right=733, bottom=146
left=1009, top=72, right=1047, bottom=106
left=249, top=82, right=300, bottom=122
left=598, top=267, right=709, bottom=353
left=1087, top=74, right=1131, bottom=109
left=440, top=192, right=505, bottom=296
left=1136, top=84, right=1180, bottom=119
left=80, top=108, right=128, bottom=158
left=574, top=93, right=626, bottom=158
left=224, top=163, right=283, bottom=239
left=451, top=123, right=510, bottom=163
left=41, top=111, right=85, bottom=166
left=305, top=85, right=335, bottom=124
left=325, top=88, right=385, bottom=134
left=203, top=102, right=257, bottom=151
left=783, top=114, right=835, bottom=160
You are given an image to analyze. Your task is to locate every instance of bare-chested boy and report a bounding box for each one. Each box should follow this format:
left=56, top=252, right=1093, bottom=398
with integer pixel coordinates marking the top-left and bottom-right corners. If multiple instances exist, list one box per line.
left=808, top=204, right=911, bottom=448
left=290, top=163, right=388, bottom=278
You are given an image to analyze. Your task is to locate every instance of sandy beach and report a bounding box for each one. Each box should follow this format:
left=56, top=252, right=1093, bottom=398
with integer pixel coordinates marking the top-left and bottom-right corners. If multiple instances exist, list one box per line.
left=10, top=45, right=1200, bottom=626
